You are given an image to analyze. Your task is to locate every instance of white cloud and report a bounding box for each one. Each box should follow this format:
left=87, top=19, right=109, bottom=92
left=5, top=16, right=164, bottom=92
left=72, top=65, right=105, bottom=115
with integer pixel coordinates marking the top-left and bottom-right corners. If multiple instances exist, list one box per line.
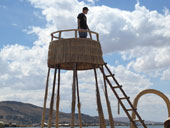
left=11, top=23, right=18, bottom=27
left=162, top=68, right=170, bottom=80
left=0, top=44, right=48, bottom=90
left=56, top=64, right=152, bottom=117
left=0, top=5, right=7, bottom=9
left=28, top=0, right=170, bottom=52
left=33, top=11, right=44, bottom=19
left=136, top=93, right=170, bottom=121
left=122, top=46, right=170, bottom=77
left=0, top=87, right=45, bottom=107
left=163, top=7, right=170, bottom=16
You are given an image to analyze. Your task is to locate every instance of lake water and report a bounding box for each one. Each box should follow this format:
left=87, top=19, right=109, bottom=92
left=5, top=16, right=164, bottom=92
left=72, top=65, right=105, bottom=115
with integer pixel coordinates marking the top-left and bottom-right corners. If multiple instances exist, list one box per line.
left=12, top=126, right=163, bottom=128
left=59, top=126, right=164, bottom=128
left=78, top=126, right=163, bottom=128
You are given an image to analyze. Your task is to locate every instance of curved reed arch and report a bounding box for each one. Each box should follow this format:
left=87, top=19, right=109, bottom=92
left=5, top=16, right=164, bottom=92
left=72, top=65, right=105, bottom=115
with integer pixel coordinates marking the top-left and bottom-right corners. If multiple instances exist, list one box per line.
left=131, top=89, right=170, bottom=128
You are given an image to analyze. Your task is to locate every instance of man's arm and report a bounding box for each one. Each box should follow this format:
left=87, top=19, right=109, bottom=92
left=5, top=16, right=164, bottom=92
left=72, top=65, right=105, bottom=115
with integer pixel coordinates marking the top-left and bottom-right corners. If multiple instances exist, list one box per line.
left=77, top=19, right=81, bottom=29
left=87, top=24, right=90, bottom=31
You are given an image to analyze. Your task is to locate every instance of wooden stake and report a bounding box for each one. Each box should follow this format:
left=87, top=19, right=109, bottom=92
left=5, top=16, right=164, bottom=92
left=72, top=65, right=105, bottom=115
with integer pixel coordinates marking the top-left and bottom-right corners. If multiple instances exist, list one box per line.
left=118, top=101, right=120, bottom=115
left=55, top=67, right=61, bottom=128
left=41, top=68, right=51, bottom=128
left=76, top=70, right=82, bottom=128
left=102, top=66, right=115, bottom=128
left=94, top=68, right=106, bottom=128
left=71, top=64, right=77, bottom=128
left=48, top=68, right=57, bottom=128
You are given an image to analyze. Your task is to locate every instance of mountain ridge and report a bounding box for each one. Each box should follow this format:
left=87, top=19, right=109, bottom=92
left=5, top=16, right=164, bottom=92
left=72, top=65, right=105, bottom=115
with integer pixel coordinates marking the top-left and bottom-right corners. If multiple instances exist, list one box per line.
left=0, top=101, right=163, bottom=126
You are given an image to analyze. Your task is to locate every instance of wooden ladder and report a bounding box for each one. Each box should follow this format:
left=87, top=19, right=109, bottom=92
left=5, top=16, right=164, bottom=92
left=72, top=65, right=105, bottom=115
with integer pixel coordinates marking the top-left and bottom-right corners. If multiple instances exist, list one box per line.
left=99, top=63, right=147, bottom=128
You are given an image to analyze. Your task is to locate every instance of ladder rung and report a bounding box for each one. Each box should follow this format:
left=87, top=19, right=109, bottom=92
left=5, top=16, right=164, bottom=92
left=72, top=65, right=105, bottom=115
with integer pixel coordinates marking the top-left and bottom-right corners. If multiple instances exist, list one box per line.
left=112, top=85, right=122, bottom=88
left=106, top=74, right=115, bottom=77
left=126, top=108, right=137, bottom=111
left=120, top=97, right=130, bottom=100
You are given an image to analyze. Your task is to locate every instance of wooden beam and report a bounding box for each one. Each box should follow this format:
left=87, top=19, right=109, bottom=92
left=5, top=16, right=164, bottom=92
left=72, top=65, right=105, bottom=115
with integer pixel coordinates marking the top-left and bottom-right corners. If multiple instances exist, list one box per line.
left=41, top=68, right=51, bottom=128
left=76, top=70, right=82, bottom=128
left=101, top=66, right=115, bottom=128
left=71, top=64, right=77, bottom=128
left=48, top=68, right=57, bottom=128
left=55, top=67, right=61, bottom=128
left=94, top=68, right=106, bottom=128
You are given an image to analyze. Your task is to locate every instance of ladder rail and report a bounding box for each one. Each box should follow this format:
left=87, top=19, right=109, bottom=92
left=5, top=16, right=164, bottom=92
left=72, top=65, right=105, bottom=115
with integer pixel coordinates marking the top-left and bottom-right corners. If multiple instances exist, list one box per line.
left=104, top=64, right=147, bottom=128
left=101, top=64, right=148, bottom=128
left=99, top=67, right=138, bottom=128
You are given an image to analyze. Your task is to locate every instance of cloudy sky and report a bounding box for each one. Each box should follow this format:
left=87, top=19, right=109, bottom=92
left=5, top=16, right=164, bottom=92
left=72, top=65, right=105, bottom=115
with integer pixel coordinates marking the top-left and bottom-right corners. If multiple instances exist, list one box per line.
left=0, top=0, right=170, bottom=122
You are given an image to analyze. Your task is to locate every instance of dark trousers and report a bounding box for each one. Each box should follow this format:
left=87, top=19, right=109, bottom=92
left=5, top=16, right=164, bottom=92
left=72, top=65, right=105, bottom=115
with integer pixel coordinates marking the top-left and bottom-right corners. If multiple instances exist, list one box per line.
left=79, top=29, right=88, bottom=38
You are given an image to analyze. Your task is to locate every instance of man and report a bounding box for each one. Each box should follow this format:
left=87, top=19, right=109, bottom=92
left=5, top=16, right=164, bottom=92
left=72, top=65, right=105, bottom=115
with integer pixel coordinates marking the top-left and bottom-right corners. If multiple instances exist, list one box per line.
left=77, top=7, right=90, bottom=38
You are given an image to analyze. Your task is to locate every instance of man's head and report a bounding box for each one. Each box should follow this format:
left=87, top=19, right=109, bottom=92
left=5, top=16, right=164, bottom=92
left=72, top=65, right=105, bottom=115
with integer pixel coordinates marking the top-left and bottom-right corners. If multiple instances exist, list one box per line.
left=83, top=7, right=89, bottom=14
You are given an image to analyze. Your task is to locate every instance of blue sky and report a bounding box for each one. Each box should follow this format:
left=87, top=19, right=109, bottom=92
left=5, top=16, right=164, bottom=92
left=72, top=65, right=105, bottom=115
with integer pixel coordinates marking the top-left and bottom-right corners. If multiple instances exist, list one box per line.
left=0, top=0, right=46, bottom=47
left=83, top=0, right=170, bottom=12
left=0, top=0, right=170, bottom=122
left=1, top=0, right=170, bottom=47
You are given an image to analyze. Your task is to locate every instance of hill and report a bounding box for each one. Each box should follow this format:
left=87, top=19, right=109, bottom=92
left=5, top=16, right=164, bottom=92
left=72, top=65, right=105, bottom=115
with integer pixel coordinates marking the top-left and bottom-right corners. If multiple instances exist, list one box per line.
left=0, top=101, right=163, bottom=126
left=0, top=101, right=102, bottom=125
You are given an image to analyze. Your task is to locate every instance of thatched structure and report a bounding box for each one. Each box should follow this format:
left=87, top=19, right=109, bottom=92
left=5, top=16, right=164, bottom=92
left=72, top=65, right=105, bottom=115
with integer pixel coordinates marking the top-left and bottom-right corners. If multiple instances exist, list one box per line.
left=48, top=38, right=104, bottom=70
left=42, top=29, right=108, bottom=128
left=42, top=29, right=148, bottom=128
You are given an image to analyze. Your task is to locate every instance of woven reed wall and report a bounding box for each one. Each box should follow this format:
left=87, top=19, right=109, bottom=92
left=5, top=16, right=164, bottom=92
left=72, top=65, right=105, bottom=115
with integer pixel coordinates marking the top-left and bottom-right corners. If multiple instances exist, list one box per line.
left=48, top=38, right=104, bottom=70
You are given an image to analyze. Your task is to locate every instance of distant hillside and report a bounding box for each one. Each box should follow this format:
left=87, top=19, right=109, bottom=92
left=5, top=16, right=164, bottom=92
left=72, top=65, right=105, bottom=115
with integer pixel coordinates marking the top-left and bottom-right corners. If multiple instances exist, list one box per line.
left=0, top=101, right=44, bottom=124
left=0, top=101, right=102, bottom=125
left=0, top=101, right=163, bottom=125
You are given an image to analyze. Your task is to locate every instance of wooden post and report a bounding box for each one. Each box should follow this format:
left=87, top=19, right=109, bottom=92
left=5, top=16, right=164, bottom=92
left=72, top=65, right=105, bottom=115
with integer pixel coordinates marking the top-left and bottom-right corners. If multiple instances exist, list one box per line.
left=118, top=101, right=120, bottom=114
left=89, top=31, right=92, bottom=40
left=41, top=68, right=51, bottom=128
left=48, top=68, right=57, bottom=128
left=94, top=68, right=106, bottom=128
left=96, top=34, right=99, bottom=42
left=75, top=30, right=77, bottom=38
left=55, top=67, right=61, bottom=128
left=102, top=66, right=115, bottom=128
left=76, top=70, right=82, bottom=128
left=59, top=31, right=62, bottom=39
left=71, top=64, right=77, bottom=128
left=51, top=34, right=53, bottom=41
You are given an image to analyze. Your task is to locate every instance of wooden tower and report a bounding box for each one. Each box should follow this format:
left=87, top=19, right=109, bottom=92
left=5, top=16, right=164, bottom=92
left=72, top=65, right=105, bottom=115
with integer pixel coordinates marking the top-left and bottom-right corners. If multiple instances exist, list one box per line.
left=41, top=29, right=147, bottom=128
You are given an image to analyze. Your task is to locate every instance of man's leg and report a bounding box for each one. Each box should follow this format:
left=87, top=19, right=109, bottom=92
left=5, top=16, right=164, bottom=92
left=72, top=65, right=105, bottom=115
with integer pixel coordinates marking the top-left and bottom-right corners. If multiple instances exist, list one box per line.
left=79, top=29, right=87, bottom=38
left=84, top=31, right=87, bottom=38
left=79, top=31, right=84, bottom=38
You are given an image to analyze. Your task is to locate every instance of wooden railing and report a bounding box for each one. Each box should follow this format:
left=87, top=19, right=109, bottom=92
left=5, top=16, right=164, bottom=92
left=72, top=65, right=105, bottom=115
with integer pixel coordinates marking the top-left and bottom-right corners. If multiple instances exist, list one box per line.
left=51, top=29, right=99, bottom=42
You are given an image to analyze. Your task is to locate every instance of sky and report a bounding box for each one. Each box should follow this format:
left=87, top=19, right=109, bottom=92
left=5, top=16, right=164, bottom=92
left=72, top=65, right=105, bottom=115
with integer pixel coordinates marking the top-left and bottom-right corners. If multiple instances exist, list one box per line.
left=0, top=0, right=170, bottom=122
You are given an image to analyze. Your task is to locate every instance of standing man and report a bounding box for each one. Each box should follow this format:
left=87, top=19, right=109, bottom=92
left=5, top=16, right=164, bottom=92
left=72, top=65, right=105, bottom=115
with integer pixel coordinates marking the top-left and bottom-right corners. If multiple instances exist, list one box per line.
left=77, top=7, right=90, bottom=38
